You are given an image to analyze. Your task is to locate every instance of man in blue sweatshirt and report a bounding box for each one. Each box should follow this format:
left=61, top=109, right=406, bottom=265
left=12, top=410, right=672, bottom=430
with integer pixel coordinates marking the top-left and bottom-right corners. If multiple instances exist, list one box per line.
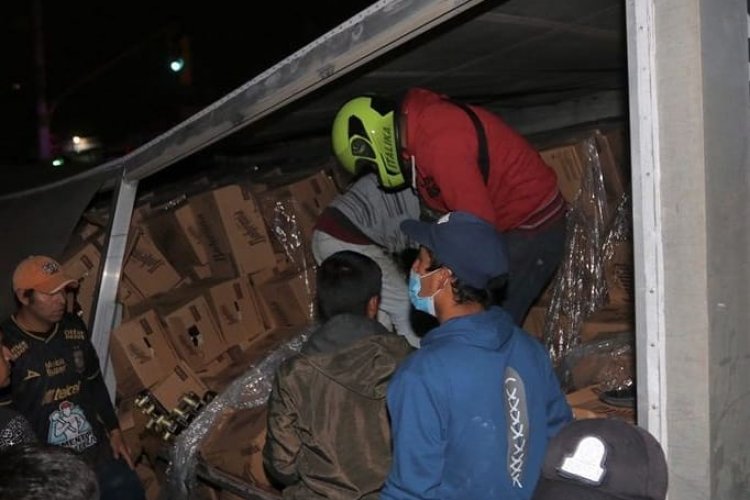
left=381, top=211, right=572, bottom=500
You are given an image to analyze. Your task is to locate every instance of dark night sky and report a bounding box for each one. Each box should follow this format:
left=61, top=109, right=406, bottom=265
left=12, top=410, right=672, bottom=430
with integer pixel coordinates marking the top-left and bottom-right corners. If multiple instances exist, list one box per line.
left=0, top=0, right=378, bottom=165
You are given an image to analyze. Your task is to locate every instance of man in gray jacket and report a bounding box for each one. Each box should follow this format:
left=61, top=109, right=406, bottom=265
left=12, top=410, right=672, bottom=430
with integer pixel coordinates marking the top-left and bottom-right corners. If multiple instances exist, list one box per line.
left=263, top=250, right=413, bottom=499
left=312, top=173, right=421, bottom=346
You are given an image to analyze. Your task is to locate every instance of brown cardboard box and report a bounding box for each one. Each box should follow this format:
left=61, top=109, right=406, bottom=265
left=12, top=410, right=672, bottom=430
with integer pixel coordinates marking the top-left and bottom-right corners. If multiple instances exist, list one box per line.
left=200, top=407, right=280, bottom=494
left=256, top=270, right=315, bottom=329
left=244, top=327, right=302, bottom=360
left=118, top=397, right=150, bottom=459
left=184, top=190, right=239, bottom=280
left=62, top=218, right=104, bottom=261
left=260, top=169, right=340, bottom=243
left=569, top=344, right=634, bottom=391
left=196, top=349, right=239, bottom=393
left=144, top=205, right=212, bottom=281
left=539, top=129, right=627, bottom=219
left=595, top=130, right=628, bottom=205
left=118, top=275, right=146, bottom=310
left=61, top=243, right=102, bottom=325
left=135, top=462, right=162, bottom=500
left=580, top=305, right=634, bottom=342
left=605, top=240, right=634, bottom=306
left=151, top=361, right=209, bottom=411
left=163, top=295, right=228, bottom=371
left=280, top=169, right=339, bottom=240
left=540, top=142, right=587, bottom=203
left=205, top=278, right=266, bottom=346
left=110, top=310, right=179, bottom=398
left=199, top=328, right=300, bottom=392
left=565, top=385, right=635, bottom=424
left=204, top=184, right=276, bottom=275
left=123, top=230, right=183, bottom=300
left=249, top=252, right=297, bottom=288
left=522, top=304, right=548, bottom=339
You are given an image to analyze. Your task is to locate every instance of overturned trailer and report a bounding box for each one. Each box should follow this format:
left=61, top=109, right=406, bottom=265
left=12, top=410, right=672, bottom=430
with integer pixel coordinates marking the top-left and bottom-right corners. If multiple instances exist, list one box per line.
left=1, top=0, right=748, bottom=497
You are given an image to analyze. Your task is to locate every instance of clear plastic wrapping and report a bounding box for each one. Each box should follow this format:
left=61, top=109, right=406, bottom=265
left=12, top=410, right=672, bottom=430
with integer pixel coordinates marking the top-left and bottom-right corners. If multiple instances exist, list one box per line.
left=560, top=331, right=635, bottom=393
left=542, top=136, right=611, bottom=364
left=166, top=325, right=314, bottom=499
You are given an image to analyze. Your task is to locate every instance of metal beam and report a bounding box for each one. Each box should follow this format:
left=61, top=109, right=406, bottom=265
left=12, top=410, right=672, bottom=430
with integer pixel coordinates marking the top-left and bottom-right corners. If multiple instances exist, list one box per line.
left=90, top=173, right=138, bottom=388
left=626, top=0, right=667, bottom=443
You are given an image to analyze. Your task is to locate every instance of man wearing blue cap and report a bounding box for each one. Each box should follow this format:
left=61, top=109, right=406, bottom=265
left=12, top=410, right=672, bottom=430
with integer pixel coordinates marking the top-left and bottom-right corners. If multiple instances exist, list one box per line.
left=381, top=211, right=572, bottom=500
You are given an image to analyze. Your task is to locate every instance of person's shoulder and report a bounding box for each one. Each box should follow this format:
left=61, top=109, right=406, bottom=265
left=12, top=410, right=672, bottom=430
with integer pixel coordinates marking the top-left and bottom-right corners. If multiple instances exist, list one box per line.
left=392, top=340, right=447, bottom=376
left=276, top=353, right=315, bottom=381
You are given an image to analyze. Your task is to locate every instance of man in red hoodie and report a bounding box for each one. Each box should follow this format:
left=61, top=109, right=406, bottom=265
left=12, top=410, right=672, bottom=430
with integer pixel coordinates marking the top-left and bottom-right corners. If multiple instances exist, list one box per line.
left=331, top=87, right=566, bottom=324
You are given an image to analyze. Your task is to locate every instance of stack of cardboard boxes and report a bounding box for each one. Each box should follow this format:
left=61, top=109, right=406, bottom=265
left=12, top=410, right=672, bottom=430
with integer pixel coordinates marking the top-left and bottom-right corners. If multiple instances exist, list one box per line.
left=60, top=168, right=340, bottom=498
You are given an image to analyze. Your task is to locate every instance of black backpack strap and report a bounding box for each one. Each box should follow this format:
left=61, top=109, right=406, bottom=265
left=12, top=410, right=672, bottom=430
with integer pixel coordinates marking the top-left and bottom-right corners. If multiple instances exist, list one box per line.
left=447, top=100, right=490, bottom=184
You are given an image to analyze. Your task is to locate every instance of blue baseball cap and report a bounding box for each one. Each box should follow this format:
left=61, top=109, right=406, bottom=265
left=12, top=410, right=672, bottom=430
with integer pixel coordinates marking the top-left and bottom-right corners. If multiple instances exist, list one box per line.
left=400, top=211, right=509, bottom=289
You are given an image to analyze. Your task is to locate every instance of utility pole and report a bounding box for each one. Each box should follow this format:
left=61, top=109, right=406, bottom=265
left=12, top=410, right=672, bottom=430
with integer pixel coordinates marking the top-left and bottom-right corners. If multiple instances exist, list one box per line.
left=32, top=0, right=51, bottom=160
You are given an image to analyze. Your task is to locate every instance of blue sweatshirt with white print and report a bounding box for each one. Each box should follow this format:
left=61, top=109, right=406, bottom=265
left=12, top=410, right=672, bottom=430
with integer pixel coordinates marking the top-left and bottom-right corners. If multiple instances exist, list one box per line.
left=382, top=306, right=572, bottom=500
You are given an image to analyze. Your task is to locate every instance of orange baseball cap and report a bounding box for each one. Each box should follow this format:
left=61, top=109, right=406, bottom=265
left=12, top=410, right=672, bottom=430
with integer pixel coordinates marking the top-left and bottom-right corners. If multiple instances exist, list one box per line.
left=12, top=256, right=79, bottom=294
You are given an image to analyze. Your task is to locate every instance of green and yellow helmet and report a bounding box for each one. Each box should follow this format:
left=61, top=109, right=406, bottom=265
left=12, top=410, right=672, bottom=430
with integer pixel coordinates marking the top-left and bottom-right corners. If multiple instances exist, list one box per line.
left=331, top=95, right=407, bottom=189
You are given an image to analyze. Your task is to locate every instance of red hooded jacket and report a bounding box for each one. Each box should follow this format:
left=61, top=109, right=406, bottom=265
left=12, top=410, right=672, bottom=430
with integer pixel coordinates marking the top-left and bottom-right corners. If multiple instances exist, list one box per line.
left=400, top=88, right=563, bottom=231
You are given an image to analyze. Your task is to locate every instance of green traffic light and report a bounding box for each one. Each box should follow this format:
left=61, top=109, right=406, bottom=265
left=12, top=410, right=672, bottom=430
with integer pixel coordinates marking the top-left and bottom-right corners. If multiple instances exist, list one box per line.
left=169, top=57, right=185, bottom=73
left=52, top=157, right=65, bottom=167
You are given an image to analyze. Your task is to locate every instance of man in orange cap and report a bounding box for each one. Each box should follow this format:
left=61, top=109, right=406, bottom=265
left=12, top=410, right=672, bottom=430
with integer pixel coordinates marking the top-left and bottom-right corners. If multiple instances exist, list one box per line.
left=0, top=255, right=145, bottom=499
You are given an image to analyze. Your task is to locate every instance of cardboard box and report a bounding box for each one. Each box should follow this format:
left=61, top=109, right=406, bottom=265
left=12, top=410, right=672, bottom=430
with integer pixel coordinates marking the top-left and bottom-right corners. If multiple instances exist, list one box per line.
left=196, top=349, right=239, bottom=393
left=595, top=129, right=628, bottom=206
left=110, top=310, right=179, bottom=398
left=123, top=230, right=183, bottom=299
left=539, top=129, right=627, bottom=220
left=151, top=361, right=209, bottom=411
left=118, top=275, right=147, bottom=309
left=184, top=190, right=239, bottom=280
left=135, top=462, right=162, bottom=500
left=568, top=343, right=634, bottom=391
left=205, top=278, right=266, bottom=346
left=540, top=142, right=588, bottom=204
left=244, top=326, right=302, bottom=359
left=259, top=169, right=340, bottom=243
left=163, top=295, right=228, bottom=371
left=61, top=243, right=102, bottom=325
left=565, top=385, right=635, bottom=424
left=118, top=398, right=149, bottom=458
left=200, top=407, right=279, bottom=494
left=605, top=240, right=634, bottom=306
left=580, top=305, right=634, bottom=342
left=197, top=327, right=301, bottom=393
left=257, top=270, right=315, bottom=329
left=204, top=184, right=276, bottom=275
left=522, top=304, right=548, bottom=339
left=144, top=205, right=212, bottom=281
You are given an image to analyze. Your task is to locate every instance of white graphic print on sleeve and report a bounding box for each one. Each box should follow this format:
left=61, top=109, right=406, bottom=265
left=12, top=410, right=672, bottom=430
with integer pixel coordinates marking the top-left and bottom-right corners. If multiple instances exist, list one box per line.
left=504, top=367, right=529, bottom=489
left=47, top=401, right=97, bottom=452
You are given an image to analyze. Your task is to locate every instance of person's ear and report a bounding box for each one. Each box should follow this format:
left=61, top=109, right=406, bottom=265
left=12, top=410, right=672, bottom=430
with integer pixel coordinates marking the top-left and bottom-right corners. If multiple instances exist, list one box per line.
left=366, top=295, right=381, bottom=320
left=15, top=289, right=30, bottom=306
left=437, top=268, right=453, bottom=290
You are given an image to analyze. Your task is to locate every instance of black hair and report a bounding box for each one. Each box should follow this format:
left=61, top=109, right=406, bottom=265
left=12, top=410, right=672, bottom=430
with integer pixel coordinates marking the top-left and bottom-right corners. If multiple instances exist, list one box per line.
left=425, top=247, right=507, bottom=308
left=0, top=443, right=99, bottom=500
left=316, top=251, right=382, bottom=322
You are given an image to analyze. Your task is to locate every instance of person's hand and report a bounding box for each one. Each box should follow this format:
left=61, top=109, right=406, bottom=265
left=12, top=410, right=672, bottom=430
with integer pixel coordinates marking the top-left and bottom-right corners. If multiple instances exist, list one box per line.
left=109, top=428, right=134, bottom=469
